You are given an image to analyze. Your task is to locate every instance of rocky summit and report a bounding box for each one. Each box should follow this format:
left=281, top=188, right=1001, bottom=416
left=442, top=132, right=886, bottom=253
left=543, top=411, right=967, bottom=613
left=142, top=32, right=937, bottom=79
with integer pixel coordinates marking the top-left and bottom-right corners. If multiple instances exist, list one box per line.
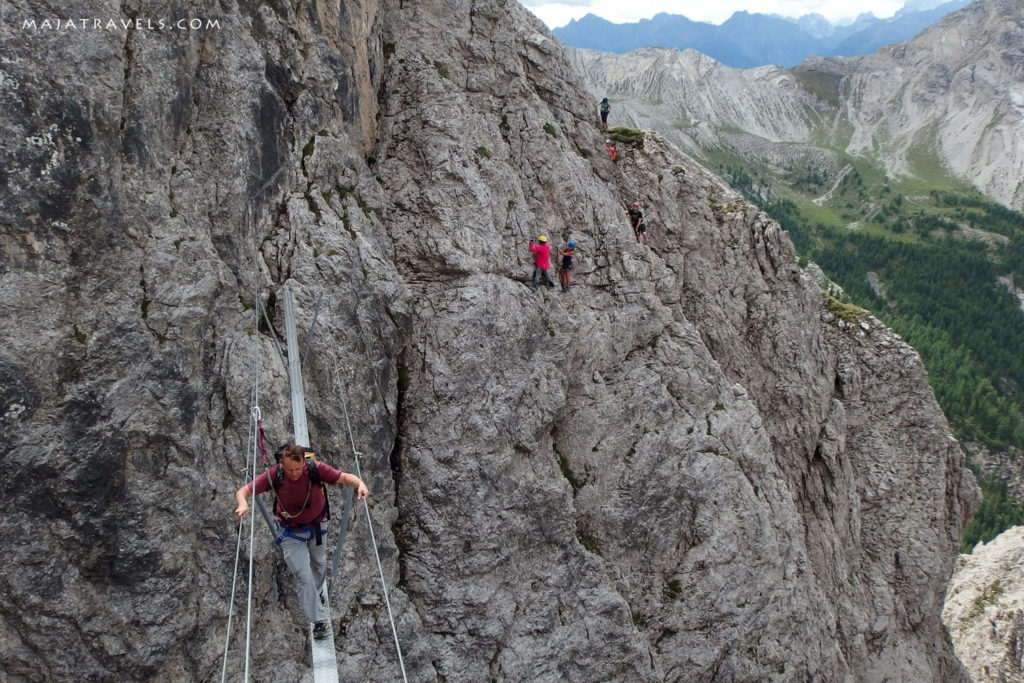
left=0, top=1, right=978, bottom=681
left=944, top=526, right=1024, bottom=681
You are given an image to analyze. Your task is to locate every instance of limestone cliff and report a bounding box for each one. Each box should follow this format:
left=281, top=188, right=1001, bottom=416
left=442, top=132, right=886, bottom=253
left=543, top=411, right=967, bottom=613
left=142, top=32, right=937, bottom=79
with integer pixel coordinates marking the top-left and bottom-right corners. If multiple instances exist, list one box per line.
left=568, top=0, right=1024, bottom=210
left=944, top=526, right=1024, bottom=682
left=0, top=1, right=977, bottom=681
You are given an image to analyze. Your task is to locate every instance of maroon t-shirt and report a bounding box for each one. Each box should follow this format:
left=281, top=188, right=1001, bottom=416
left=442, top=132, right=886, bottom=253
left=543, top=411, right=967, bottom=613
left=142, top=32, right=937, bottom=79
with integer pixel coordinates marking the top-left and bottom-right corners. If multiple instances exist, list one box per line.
left=249, top=462, right=343, bottom=526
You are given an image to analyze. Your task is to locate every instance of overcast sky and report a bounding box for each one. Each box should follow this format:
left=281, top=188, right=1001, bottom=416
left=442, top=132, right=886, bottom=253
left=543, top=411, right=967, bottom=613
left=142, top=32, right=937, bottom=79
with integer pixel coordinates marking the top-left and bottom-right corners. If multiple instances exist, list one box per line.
left=518, top=0, right=907, bottom=29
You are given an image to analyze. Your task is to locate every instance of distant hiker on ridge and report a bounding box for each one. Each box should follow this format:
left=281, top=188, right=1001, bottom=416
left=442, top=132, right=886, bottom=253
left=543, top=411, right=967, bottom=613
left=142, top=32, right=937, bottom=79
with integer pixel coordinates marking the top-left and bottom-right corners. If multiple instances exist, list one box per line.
left=529, top=235, right=556, bottom=289
left=597, top=97, right=611, bottom=129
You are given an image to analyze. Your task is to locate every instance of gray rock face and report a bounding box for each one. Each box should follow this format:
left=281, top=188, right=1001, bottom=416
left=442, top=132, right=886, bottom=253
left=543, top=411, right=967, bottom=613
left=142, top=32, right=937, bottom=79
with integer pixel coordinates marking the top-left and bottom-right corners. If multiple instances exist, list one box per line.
left=0, top=1, right=977, bottom=681
left=567, top=0, right=1024, bottom=209
left=944, top=526, right=1024, bottom=682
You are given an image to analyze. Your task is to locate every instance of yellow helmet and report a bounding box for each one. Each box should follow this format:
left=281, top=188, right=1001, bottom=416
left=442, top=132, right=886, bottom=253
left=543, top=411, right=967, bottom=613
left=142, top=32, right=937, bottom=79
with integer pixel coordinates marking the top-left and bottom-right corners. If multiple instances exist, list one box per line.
left=538, top=235, right=548, bottom=243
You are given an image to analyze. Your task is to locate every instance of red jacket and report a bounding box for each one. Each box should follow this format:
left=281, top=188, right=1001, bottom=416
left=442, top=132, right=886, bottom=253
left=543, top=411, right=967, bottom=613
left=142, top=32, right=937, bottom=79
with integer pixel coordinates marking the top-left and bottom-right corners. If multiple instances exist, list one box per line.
left=529, top=241, right=551, bottom=270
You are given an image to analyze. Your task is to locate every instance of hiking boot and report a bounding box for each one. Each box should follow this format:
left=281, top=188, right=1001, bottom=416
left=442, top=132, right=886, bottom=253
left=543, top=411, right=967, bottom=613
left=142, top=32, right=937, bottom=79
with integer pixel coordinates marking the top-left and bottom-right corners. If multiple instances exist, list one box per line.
left=313, top=621, right=330, bottom=639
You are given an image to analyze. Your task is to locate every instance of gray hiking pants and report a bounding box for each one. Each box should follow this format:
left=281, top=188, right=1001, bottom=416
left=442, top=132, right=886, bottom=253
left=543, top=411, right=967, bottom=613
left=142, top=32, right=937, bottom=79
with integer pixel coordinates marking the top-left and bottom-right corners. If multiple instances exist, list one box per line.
left=279, top=523, right=329, bottom=624
left=532, top=266, right=554, bottom=288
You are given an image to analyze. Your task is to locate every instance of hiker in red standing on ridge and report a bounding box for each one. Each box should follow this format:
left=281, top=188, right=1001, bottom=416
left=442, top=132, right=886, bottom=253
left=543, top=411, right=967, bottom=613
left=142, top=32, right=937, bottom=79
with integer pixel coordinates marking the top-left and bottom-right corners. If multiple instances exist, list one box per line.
left=529, top=235, right=556, bottom=289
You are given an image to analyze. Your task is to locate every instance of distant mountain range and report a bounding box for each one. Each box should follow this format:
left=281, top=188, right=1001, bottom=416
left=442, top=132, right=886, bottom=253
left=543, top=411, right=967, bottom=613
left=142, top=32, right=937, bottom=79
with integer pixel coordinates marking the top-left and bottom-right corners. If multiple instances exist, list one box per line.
left=565, top=0, right=1024, bottom=209
left=552, top=0, right=971, bottom=68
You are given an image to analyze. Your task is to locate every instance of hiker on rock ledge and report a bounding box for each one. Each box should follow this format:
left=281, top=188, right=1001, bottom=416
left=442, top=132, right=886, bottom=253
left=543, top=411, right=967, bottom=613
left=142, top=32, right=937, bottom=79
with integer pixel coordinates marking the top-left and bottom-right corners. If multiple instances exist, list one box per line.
left=627, top=201, right=647, bottom=245
left=558, top=240, right=576, bottom=293
left=597, top=97, right=611, bottom=129
left=529, top=235, right=556, bottom=289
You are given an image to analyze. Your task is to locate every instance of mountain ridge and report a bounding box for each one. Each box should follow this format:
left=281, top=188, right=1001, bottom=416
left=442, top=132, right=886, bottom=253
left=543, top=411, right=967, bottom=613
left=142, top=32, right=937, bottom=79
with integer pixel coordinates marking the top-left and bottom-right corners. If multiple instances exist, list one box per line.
left=553, top=0, right=971, bottom=68
left=567, top=0, right=1024, bottom=210
left=0, top=0, right=979, bottom=680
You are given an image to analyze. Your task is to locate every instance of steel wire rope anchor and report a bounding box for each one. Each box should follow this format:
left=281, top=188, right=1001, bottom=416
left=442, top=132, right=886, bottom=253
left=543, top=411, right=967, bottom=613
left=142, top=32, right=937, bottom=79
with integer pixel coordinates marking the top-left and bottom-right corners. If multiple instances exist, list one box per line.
left=242, top=389, right=265, bottom=682
left=228, top=236, right=265, bottom=682
left=223, top=199, right=284, bottom=682
left=220, top=407, right=261, bottom=683
left=332, top=364, right=409, bottom=683
left=250, top=409, right=281, bottom=540
left=222, top=504, right=248, bottom=683
left=222, top=308, right=266, bottom=682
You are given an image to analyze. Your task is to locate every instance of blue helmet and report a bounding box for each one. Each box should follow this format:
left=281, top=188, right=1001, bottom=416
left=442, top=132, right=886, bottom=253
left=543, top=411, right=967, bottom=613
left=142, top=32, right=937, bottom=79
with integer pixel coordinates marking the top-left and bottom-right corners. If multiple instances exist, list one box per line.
left=568, top=240, right=577, bottom=247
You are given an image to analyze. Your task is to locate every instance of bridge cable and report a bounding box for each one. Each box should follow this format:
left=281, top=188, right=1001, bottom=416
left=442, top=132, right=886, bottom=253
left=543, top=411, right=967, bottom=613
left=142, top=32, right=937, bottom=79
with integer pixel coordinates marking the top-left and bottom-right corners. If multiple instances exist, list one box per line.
left=334, top=366, right=409, bottom=683
left=220, top=286, right=265, bottom=682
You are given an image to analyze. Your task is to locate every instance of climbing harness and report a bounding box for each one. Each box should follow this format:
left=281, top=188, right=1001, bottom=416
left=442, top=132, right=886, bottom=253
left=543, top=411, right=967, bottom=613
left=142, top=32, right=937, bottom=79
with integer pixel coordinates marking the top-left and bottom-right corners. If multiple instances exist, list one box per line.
left=269, top=450, right=332, bottom=525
